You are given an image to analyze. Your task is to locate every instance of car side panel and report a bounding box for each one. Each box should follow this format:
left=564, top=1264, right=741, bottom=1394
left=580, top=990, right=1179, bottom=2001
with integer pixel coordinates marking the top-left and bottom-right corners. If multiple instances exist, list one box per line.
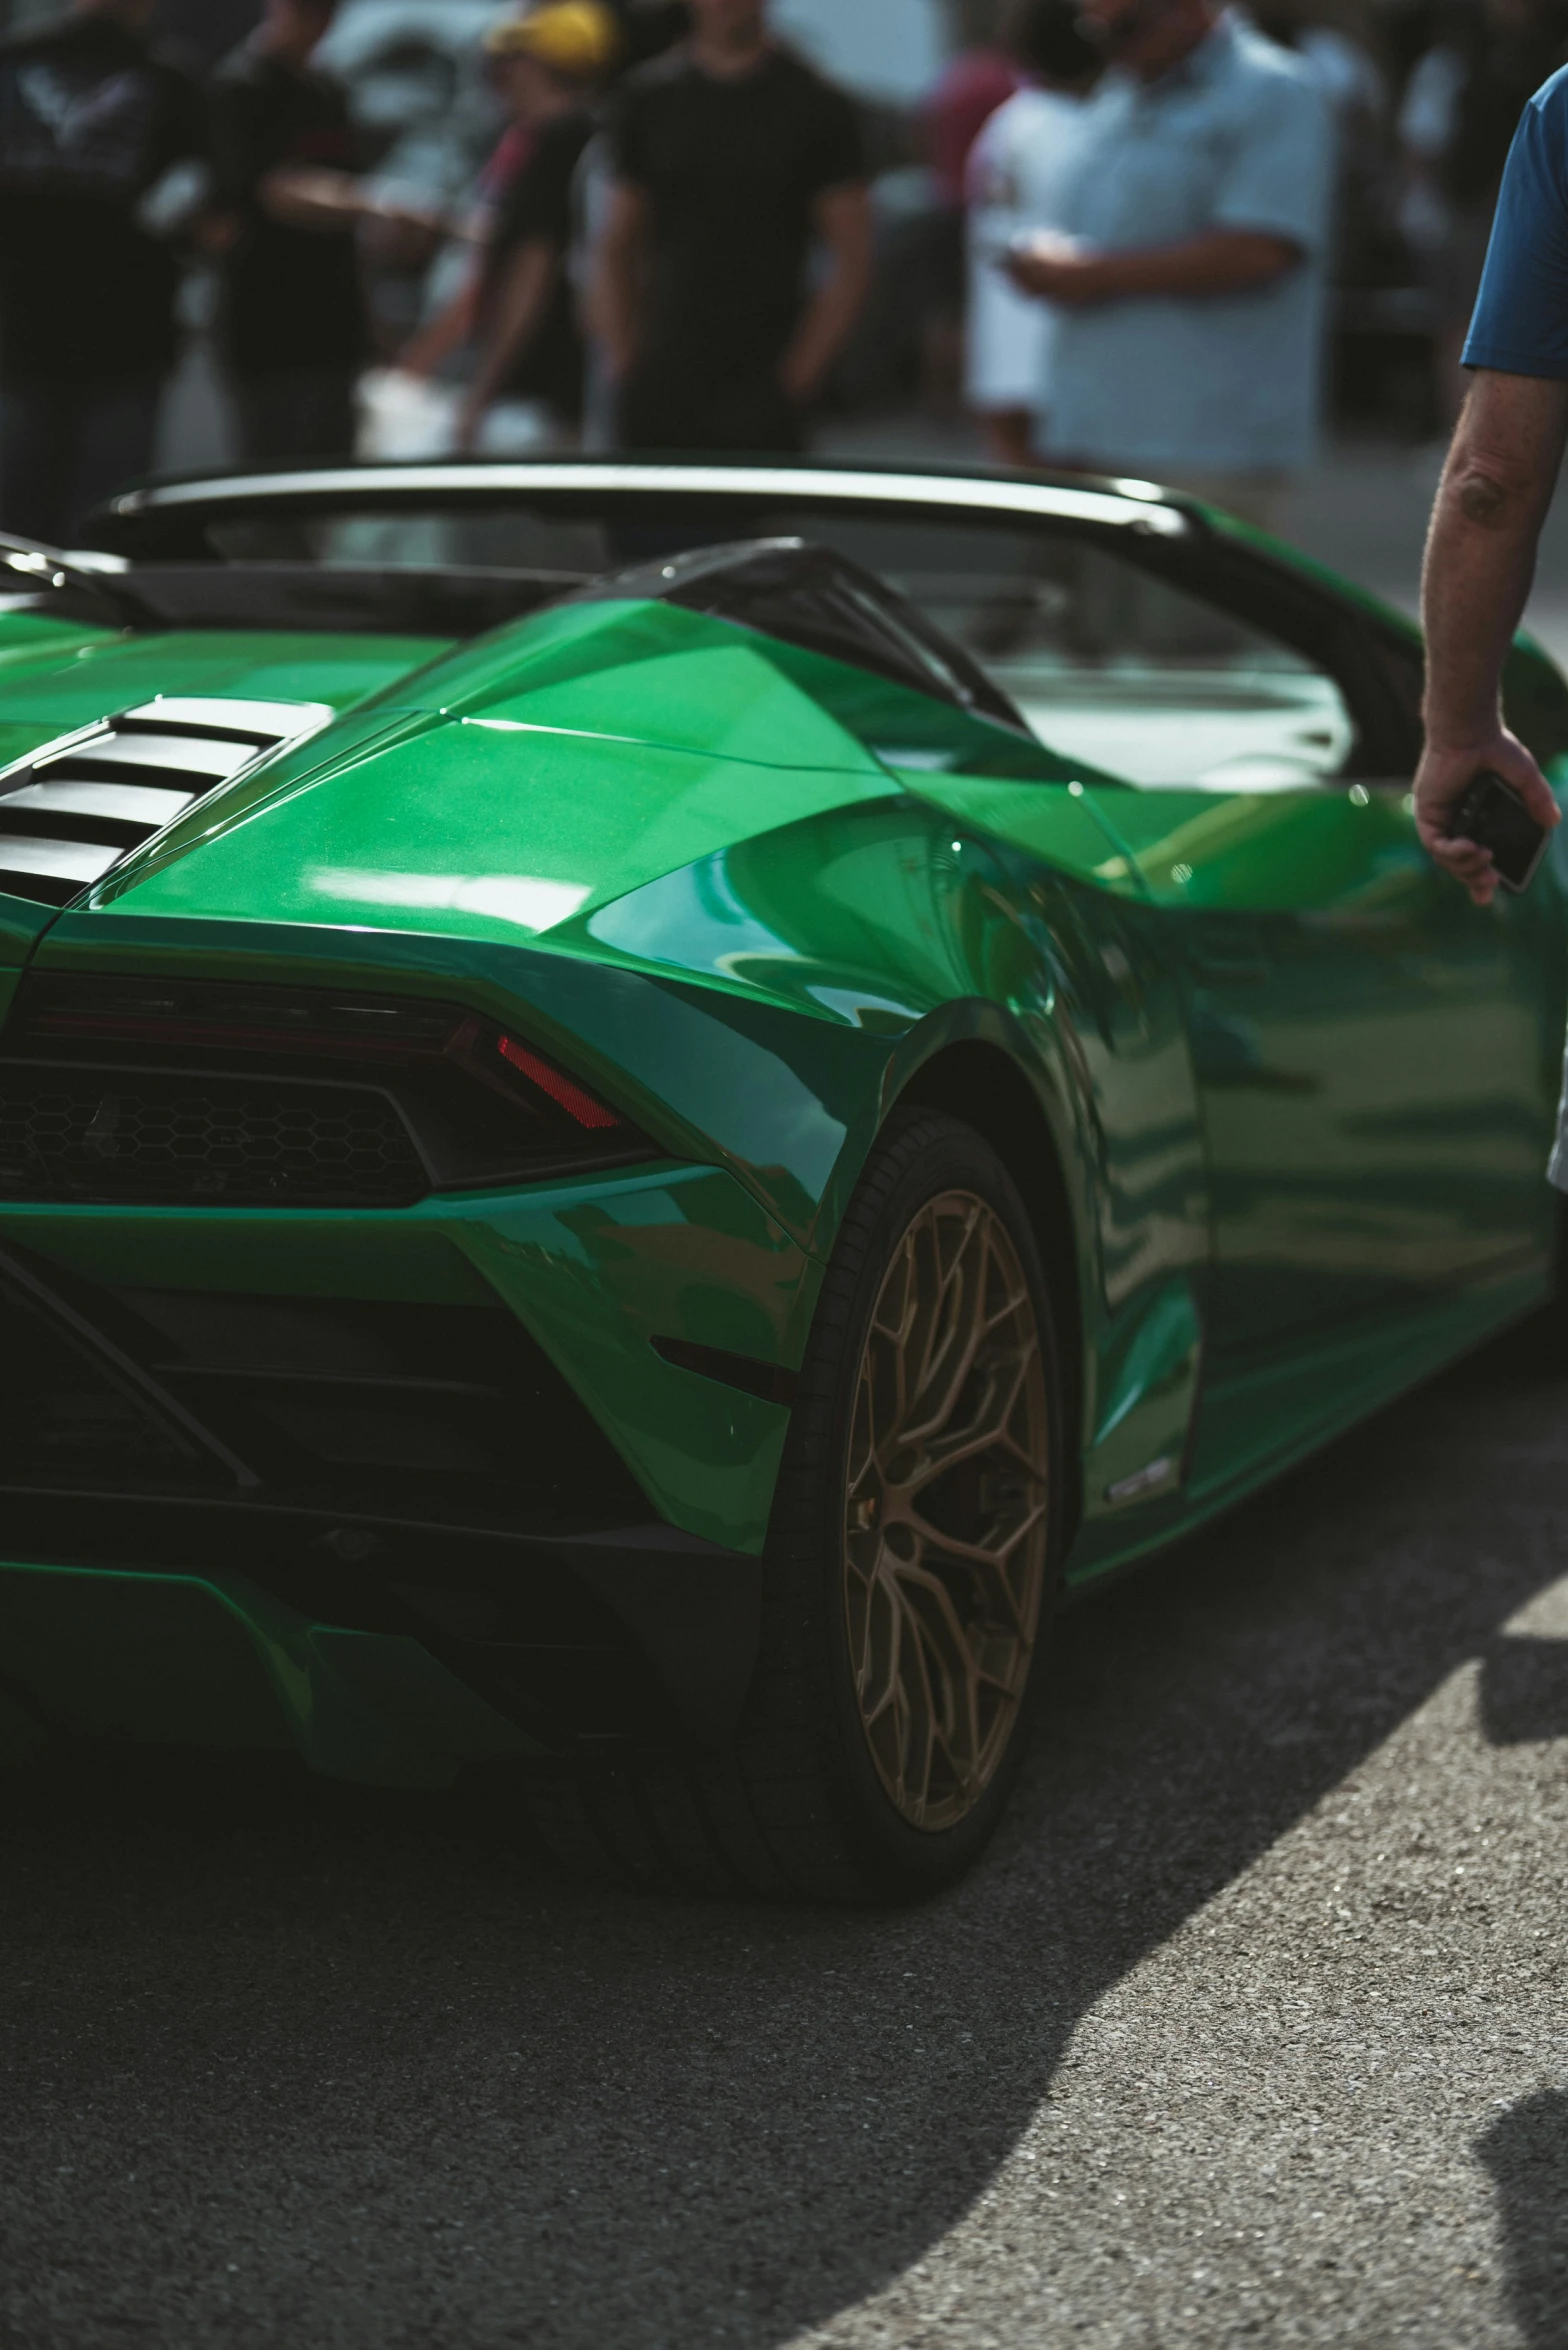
left=892, top=759, right=1566, bottom=1575
left=1079, top=780, right=1561, bottom=1489
left=570, top=793, right=1212, bottom=1563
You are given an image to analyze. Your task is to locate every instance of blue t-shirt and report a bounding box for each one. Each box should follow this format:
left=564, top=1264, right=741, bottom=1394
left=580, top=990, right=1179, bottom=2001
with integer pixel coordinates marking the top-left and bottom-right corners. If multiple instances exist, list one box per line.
left=1465, top=67, right=1568, bottom=375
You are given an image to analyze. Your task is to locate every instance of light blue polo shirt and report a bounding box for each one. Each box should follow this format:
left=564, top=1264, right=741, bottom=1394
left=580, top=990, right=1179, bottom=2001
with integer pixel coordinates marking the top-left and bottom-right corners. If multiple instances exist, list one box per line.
left=1035, top=16, right=1333, bottom=477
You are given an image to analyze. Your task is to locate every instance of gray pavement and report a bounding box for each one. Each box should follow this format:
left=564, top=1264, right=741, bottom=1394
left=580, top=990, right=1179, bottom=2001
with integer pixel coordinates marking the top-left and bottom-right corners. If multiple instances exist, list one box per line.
left=3, top=1326, right=1568, bottom=2350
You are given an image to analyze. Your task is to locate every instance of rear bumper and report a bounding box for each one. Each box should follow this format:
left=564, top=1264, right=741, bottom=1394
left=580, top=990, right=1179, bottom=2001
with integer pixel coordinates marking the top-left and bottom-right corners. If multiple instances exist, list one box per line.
left=0, top=1157, right=812, bottom=1775
left=0, top=1159, right=816, bottom=1554
left=0, top=1520, right=765, bottom=1782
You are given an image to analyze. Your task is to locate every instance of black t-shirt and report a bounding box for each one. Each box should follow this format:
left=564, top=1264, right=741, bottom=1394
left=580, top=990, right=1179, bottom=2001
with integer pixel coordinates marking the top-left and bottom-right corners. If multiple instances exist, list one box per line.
left=0, top=19, right=206, bottom=384
left=610, top=45, right=864, bottom=384
left=485, top=108, right=593, bottom=416
left=603, top=0, right=690, bottom=73
left=210, top=44, right=368, bottom=377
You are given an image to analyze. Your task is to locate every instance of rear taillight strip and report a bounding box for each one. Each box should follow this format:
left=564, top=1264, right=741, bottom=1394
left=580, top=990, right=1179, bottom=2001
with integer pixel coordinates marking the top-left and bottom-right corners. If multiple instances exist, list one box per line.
left=496, top=1033, right=620, bottom=1130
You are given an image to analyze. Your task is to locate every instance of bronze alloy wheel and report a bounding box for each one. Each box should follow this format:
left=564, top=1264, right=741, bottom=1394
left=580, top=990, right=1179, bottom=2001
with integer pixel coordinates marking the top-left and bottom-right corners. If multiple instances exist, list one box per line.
left=842, top=1187, right=1051, bottom=1833
left=520, top=1111, right=1058, bottom=1900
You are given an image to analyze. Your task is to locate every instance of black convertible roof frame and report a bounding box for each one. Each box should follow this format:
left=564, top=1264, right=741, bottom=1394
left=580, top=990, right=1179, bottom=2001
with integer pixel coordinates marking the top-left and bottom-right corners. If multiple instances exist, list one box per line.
left=80, top=457, right=1431, bottom=771
left=95, top=457, right=1198, bottom=548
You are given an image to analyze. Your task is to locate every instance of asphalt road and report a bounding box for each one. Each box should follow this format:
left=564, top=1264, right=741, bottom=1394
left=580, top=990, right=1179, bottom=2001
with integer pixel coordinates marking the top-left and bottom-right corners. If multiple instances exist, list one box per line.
left=3, top=1319, right=1567, bottom=2350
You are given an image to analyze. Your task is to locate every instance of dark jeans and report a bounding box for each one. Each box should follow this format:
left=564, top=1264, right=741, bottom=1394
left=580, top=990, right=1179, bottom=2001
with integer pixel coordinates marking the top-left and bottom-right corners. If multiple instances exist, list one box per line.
left=615, top=365, right=808, bottom=455
left=0, top=375, right=162, bottom=546
left=232, top=368, right=358, bottom=464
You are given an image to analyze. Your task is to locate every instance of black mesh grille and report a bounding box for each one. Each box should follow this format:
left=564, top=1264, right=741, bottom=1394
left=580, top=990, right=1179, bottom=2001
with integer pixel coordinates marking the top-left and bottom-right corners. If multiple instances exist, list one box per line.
left=0, top=1262, right=651, bottom=1534
left=0, top=972, right=655, bottom=1200
left=0, top=1072, right=426, bottom=1206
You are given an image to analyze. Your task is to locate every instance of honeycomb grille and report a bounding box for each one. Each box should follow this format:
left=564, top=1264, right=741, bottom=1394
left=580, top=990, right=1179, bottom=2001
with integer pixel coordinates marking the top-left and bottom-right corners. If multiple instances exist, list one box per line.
left=0, top=1072, right=427, bottom=1206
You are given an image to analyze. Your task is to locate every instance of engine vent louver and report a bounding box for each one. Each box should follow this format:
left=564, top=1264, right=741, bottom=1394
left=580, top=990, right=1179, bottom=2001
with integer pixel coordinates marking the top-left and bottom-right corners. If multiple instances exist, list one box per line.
left=0, top=695, right=333, bottom=906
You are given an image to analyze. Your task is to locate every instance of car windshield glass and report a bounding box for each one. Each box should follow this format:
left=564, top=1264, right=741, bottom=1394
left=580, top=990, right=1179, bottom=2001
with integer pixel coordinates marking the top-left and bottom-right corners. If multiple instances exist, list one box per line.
left=203, top=499, right=1355, bottom=788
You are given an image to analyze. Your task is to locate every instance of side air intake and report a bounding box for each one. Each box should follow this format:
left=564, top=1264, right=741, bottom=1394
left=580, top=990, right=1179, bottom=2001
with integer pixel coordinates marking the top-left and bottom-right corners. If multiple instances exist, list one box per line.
left=0, top=695, right=333, bottom=906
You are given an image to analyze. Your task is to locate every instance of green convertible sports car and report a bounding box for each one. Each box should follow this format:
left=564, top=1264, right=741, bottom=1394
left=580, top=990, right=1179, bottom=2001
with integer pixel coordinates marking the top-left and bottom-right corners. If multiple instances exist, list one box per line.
left=0, top=457, right=1563, bottom=1899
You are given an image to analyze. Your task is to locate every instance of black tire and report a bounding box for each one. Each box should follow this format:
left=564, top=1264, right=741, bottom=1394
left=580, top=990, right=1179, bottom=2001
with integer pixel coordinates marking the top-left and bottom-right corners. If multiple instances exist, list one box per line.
left=523, top=1109, right=1065, bottom=1901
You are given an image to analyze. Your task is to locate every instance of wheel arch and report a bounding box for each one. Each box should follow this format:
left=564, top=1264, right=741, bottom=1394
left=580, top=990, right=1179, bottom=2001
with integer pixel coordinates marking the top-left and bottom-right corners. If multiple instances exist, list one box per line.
left=889, top=1034, right=1089, bottom=1549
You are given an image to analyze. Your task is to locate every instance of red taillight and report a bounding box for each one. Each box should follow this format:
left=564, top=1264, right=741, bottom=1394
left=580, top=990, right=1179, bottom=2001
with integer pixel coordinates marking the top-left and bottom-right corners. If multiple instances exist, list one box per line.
left=496, top=1033, right=620, bottom=1130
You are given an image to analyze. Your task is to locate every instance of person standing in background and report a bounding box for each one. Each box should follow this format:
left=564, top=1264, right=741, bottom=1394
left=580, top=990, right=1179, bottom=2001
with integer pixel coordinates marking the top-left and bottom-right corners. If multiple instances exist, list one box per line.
left=1005, top=0, right=1333, bottom=531
left=209, top=0, right=370, bottom=463
left=151, top=0, right=267, bottom=78
left=601, top=0, right=691, bottom=72
left=919, top=30, right=1020, bottom=413
left=0, top=0, right=208, bottom=544
left=397, top=11, right=558, bottom=399
left=211, top=0, right=446, bottom=464
left=965, top=0, right=1099, bottom=468
left=455, top=4, right=620, bottom=453
left=594, top=0, right=871, bottom=453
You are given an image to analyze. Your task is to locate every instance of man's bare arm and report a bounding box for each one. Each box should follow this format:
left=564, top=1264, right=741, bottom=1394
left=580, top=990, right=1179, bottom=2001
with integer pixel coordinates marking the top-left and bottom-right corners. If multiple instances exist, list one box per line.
left=259, top=167, right=449, bottom=238
left=457, top=240, right=558, bottom=451
left=1005, top=228, right=1298, bottom=306
left=779, top=183, right=873, bottom=403
left=1414, top=369, right=1568, bottom=903
left=591, top=181, right=649, bottom=382
left=401, top=278, right=479, bottom=380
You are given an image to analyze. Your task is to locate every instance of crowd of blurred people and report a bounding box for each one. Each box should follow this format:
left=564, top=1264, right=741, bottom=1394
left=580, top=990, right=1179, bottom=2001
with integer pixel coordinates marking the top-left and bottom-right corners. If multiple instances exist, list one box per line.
left=0, top=0, right=1564, bottom=544
left=0, top=0, right=879, bottom=538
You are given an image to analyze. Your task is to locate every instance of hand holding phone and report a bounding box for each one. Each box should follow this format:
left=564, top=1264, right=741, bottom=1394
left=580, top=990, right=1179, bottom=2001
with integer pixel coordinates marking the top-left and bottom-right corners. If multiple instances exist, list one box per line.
left=1448, top=768, right=1551, bottom=894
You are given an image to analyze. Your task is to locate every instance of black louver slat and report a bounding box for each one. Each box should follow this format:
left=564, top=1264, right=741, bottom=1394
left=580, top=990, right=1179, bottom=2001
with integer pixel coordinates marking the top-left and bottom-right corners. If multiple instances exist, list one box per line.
left=0, top=696, right=332, bottom=905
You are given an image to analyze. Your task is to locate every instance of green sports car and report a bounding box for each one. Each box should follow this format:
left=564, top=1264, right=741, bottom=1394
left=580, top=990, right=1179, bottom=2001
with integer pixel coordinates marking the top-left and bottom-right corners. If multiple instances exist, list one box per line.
left=0, top=458, right=1563, bottom=1900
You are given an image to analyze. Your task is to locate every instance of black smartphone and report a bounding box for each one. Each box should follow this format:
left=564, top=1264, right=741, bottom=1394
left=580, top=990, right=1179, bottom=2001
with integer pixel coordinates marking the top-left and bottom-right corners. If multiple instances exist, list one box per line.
left=1449, top=768, right=1551, bottom=894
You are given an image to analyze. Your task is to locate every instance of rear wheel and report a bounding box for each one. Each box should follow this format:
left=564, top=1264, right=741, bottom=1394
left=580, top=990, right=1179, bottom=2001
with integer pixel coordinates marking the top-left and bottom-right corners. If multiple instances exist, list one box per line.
left=523, top=1110, right=1064, bottom=1900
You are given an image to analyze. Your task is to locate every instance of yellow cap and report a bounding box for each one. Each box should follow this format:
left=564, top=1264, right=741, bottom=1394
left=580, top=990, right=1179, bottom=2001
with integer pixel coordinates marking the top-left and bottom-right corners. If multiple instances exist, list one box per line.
left=484, top=2, right=621, bottom=77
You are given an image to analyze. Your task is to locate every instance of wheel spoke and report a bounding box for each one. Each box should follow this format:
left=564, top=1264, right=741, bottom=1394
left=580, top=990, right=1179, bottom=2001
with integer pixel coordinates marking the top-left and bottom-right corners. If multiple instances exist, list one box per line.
left=901, top=1210, right=992, bottom=1448
left=840, top=1187, right=1052, bottom=1835
left=906, top=1343, right=1037, bottom=1492
left=907, top=1505, right=1049, bottom=1637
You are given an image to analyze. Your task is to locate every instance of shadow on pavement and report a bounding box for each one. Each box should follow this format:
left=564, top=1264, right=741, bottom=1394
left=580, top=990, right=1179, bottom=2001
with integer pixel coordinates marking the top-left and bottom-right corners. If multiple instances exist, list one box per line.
left=2, top=1330, right=1565, bottom=2350
left=1477, top=2090, right=1568, bottom=2348
left=1476, top=1633, right=1568, bottom=1746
